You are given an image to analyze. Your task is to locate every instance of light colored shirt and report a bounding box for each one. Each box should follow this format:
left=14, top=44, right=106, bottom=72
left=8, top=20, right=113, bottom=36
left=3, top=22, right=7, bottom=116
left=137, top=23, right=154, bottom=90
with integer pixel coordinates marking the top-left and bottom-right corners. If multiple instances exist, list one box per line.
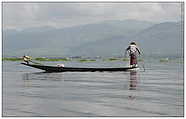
left=126, top=45, right=141, bottom=55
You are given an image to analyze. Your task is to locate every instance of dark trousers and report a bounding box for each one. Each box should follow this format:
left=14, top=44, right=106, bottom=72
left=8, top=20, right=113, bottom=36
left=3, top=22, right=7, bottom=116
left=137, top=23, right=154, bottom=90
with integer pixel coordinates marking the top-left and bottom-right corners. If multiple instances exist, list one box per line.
left=130, top=54, right=137, bottom=65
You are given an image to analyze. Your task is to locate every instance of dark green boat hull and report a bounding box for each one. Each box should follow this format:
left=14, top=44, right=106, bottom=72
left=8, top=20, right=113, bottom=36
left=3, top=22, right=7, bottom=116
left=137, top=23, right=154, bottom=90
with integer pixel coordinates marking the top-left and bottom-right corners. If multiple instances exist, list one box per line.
left=21, top=63, right=138, bottom=72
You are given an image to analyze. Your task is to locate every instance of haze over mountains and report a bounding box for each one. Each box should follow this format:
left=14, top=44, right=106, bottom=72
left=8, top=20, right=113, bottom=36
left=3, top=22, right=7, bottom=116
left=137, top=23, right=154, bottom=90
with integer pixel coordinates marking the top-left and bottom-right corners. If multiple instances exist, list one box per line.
left=3, top=19, right=183, bottom=58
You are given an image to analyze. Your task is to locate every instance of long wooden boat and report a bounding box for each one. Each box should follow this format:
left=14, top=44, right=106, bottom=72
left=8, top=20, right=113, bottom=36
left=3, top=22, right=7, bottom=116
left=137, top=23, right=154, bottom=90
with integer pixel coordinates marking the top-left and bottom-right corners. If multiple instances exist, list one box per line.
left=21, top=63, right=139, bottom=72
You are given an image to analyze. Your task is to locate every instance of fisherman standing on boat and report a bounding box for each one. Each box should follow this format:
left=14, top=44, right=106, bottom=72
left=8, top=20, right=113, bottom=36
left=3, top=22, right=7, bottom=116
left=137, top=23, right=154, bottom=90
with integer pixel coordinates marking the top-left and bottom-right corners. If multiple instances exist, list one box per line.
left=125, top=42, right=141, bottom=67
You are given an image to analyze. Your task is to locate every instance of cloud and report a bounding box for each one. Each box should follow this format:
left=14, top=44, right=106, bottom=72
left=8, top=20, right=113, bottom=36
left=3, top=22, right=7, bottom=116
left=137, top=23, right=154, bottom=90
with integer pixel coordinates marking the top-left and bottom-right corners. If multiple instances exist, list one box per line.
left=3, top=2, right=183, bottom=30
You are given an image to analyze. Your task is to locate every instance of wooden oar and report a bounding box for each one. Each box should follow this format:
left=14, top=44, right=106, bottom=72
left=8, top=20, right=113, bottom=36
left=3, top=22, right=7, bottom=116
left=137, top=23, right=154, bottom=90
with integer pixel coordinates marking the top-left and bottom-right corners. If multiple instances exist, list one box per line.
left=139, top=55, right=145, bottom=72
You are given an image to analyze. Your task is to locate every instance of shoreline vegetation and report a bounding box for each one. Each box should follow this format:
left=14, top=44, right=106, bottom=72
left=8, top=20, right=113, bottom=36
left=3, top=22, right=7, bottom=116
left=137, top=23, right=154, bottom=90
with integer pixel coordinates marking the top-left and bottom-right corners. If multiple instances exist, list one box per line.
left=2, top=57, right=183, bottom=63
left=3, top=57, right=129, bottom=62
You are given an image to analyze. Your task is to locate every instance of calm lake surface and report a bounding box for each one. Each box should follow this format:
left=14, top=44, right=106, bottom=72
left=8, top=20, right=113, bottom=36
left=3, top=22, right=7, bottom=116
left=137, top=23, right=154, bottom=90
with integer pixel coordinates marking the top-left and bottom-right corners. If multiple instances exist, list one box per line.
left=2, top=59, right=184, bottom=116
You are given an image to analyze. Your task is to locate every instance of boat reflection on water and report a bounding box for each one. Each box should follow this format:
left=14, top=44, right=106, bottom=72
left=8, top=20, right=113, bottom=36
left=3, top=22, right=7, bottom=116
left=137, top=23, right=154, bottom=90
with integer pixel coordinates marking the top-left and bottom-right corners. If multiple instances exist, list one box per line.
left=22, top=72, right=46, bottom=81
left=22, top=72, right=64, bottom=88
left=128, top=71, right=138, bottom=100
left=22, top=72, right=63, bottom=81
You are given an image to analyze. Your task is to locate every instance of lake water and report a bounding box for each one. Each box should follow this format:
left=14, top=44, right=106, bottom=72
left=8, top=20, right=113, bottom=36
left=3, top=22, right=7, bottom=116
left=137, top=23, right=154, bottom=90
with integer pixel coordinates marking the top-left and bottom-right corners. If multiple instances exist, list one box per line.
left=2, top=59, right=184, bottom=117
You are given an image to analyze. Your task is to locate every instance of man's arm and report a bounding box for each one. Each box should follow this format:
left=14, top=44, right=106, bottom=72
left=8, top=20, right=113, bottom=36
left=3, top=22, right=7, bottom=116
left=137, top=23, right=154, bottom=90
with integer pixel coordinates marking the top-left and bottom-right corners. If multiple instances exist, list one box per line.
left=125, top=46, right=130, bottom=57
left=136, top=47, right=141, bottom=55
left=126, top=46, right=130, bottom=51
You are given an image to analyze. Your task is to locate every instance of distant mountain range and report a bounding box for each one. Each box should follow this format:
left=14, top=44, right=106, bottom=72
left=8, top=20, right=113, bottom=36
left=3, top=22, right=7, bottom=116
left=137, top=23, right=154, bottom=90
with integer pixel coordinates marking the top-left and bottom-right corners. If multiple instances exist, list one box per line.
left=132, top=22, right=183, bottom=57
left=3, top=20, right=183, bottom=58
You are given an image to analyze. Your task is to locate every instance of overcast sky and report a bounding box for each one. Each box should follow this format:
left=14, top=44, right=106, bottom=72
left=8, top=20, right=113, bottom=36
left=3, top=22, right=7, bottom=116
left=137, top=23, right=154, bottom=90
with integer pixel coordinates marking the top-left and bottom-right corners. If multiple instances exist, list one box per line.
left=3, top=2, right=183, bottom=30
